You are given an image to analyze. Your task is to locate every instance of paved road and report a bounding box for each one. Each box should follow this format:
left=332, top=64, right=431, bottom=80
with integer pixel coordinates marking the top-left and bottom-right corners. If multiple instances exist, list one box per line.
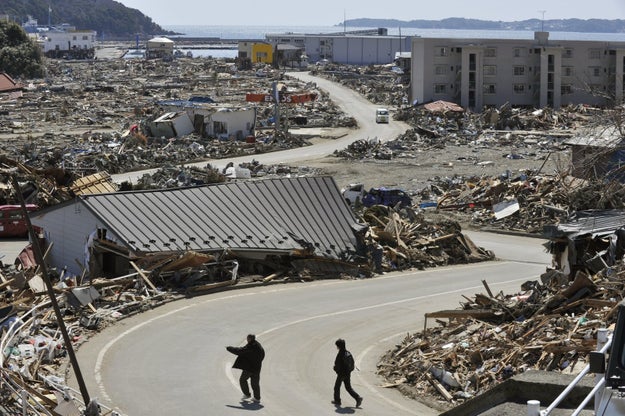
left=69, top=232, right=551, bottom=416
left=111, top=71, right=410, bottom=184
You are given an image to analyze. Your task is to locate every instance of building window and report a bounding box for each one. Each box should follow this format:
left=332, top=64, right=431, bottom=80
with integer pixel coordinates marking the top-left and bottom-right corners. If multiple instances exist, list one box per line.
left=590, top=66, right=602, bottom=77
left=82, top=35, right=88, bottom=40
left=434, top=84, right=447, bottom=94
left=561, top=84, right=573, bottom=95
left=562, top=66, right=575, bottom=77
left=435, top=65, right=447, bottom=75
left=513, top=66, right=525, bottom=76
left=484, top=48, right=496, bottom=58
left=513, top=84, right=526, bottom=94
left=483, top=84, right=496, bottom=94
left=589, top=49, right=602, bottom=59
left=436, top=47, right=449, bottom=57
left=484, top=65, right=497, bottom=76
left=563, top=48, right=573, bottom=58
left=513, top=48, right=524, bottom=58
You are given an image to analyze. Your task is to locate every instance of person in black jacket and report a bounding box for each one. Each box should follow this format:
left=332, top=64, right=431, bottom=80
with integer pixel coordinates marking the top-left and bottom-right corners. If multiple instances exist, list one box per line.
left=226, top=334, right=265, bottom=403
left=332, top=338, right=363, bottom=408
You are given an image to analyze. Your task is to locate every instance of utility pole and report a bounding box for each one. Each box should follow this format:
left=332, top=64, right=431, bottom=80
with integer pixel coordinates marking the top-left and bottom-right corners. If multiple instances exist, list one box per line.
left=272, top=81, right=279, bottom=134
left=10, top=176, right=97, bottom=415
left=539, top=10, right=546, bottom=31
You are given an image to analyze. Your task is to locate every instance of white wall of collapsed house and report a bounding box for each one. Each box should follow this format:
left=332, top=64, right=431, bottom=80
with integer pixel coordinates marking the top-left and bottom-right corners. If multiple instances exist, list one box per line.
left=410, top=31, right=625, bottom=110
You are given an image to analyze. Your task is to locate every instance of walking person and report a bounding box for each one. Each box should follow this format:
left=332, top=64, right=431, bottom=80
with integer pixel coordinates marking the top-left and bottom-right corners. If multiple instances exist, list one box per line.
left=226, top=334, right=265, bottom=403
left=332, top=338, right=363, bottom=408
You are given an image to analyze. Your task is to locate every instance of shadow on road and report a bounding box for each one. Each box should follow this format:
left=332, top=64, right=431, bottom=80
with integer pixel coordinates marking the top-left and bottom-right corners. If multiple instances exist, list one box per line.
left=225, top=401, right=264, bottom=411
left=334, top=405, right=356, bottom=414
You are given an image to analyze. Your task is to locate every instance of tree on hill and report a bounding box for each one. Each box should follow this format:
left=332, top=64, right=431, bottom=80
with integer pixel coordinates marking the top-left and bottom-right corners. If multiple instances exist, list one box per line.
left=0, top=21, right=44, bottom=78
left=2, top=0, right=176, bottom=39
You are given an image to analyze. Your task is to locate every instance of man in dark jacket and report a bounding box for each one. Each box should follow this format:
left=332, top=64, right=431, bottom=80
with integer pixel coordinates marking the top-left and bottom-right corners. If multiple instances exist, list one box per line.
left=332, top=338, right=363, bottom=408
left=226, top=334, right=265, bottom=403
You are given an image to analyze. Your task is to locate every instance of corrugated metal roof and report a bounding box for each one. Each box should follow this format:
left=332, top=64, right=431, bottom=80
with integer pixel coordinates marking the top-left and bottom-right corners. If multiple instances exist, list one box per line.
left=81, top=176, right=364, bottom=259
left=565, top=126, right=624, bottom=148
left=543, top=209, right=625, bottom=239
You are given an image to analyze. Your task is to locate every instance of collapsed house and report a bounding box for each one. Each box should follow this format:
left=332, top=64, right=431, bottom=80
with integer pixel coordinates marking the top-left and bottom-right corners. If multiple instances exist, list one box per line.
left=152, top=99, right=257, bottom=139
left=566, top=125, right=625, bottom=182
left=543, top=209, right=625, bottom=280
left=29, top=176, right=367, bottom=280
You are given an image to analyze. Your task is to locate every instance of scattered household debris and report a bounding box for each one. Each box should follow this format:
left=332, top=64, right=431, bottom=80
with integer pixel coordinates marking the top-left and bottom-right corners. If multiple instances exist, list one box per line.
left=1, top=51, right=625, bottom=415
left=377, top=261, right=625, bottom=412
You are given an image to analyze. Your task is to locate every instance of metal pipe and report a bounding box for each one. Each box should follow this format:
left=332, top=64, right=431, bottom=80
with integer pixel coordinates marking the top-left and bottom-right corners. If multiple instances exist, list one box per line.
left=540, top=335, right=612, bottom=415
left=572, top=377, right=606, bottom=416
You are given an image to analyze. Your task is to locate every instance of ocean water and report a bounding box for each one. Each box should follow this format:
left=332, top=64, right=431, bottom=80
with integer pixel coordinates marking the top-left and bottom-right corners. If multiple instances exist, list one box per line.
left=163, top=24, right=625, bottom=42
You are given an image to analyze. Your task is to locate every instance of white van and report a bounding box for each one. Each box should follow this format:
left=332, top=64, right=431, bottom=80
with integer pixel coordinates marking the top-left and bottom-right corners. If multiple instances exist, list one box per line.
left=375, top=108, right=389, bottom=124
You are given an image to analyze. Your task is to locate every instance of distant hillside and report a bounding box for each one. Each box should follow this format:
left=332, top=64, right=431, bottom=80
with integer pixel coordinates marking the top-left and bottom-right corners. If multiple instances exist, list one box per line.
left=342, top=18, right=625, bottom=33
left=1, top=0, right=177, bottom=39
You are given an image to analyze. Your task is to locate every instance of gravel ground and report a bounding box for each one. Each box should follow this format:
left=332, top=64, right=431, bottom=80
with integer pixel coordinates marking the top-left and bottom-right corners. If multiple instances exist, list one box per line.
left=297, top=138, right=567, bottom=195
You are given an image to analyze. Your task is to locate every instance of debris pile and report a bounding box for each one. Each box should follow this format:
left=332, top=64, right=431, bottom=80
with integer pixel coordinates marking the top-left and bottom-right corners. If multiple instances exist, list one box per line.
left=377, top=266, right=621, bottom=411
left=360, top=205, right=495, bottom=272
left=0, top=58, right=353, bottom=179
left=0, top=183, right=499, bottom=413
left=314, top=64, right=408, bottom=107
left=0, top=155, right=118, bottom=209
left=429, top=172, right=625, bottom=234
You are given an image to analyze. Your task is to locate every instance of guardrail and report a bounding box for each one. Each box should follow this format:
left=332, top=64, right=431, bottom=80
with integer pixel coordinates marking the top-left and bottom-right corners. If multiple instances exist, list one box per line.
left=528, top=328, right=612, bottom=416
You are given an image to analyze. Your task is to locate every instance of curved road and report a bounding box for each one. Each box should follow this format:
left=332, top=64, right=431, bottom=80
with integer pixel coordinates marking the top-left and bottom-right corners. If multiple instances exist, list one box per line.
left=72, top=234, right=550, bottom=416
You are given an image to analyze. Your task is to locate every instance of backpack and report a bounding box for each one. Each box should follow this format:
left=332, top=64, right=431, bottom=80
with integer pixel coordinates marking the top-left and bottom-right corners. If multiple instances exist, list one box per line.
left=345, top=351, right=355, bottom=372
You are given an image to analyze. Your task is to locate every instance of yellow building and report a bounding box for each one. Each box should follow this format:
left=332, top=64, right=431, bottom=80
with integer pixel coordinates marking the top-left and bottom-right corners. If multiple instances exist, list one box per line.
left=251, top=42, right=273, bottom=63
left=238, top=41, right=274, bottom=64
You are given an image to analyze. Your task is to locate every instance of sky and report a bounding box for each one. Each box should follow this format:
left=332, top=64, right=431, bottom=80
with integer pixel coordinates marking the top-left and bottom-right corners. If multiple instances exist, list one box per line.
left=116, top=0, right=625, bottom=27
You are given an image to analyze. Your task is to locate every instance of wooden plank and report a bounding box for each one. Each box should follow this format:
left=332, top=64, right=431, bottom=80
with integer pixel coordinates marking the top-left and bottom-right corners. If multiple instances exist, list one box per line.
left=130, top=261, right=159, bottom=293
left=425, top=309, right=497, bottom=319
left=424, top=372, right=454, bottom=401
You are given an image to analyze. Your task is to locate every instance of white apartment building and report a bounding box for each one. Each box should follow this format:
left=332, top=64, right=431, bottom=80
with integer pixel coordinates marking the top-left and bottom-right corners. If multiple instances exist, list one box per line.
left=411, top=32, right=625, bottom=110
